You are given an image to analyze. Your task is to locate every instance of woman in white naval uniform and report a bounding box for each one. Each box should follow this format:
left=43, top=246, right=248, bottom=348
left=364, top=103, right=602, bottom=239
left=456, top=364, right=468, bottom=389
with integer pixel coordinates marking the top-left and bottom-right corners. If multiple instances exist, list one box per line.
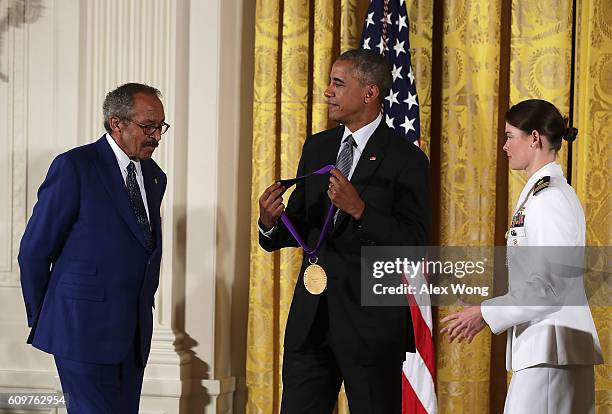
left=440, top=99, right=603, bottom=413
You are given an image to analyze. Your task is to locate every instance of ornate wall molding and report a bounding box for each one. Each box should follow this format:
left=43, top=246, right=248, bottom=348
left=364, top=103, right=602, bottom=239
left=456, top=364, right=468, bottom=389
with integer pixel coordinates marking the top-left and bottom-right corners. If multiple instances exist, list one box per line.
left=0, top=0, right=30, bottom=285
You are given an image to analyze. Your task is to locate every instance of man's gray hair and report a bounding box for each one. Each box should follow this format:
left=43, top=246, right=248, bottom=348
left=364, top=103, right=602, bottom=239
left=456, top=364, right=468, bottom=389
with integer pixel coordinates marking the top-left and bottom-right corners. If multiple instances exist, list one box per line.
left=102, top=83, right=161, bottom=133
left=337, top=49, right=392, bottom=101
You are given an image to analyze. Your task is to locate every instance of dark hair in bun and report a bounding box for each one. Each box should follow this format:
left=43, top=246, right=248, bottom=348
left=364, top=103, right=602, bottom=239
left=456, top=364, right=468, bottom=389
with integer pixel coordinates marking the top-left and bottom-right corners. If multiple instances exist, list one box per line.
left=563, top=125, right=578, bottom=142
left=505, top=99, right=578, bottom=152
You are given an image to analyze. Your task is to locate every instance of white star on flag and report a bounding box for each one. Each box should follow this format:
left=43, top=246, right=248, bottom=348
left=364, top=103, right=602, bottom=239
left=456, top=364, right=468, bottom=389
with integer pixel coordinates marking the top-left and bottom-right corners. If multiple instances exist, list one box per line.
left=393, top=39, right=405, bottom=57
left=400, top=116, right=416, bottom=134
left=376, top=37, right=386, bottom=54
left=380, top=12, right=393, bottom=25
left=391, top=64, right=403, bottom=82
left=366, top=12, right=375, bottom=28
left=396, top=15, right=407, bottom=32
left=407, top=66, right=415, bottom=84
left=385, top=89, right=399, bottom=107
left=404, top=91, right=418, bottom=110
left=385, top=114, right=395, bottom=129
left=363, top=37, right=371, bottom=50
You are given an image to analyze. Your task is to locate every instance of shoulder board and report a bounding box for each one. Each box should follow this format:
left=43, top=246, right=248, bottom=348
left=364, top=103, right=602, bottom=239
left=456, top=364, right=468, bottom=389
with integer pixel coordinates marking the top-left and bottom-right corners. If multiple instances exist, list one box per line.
left=532, top=176, right=551, bottom=195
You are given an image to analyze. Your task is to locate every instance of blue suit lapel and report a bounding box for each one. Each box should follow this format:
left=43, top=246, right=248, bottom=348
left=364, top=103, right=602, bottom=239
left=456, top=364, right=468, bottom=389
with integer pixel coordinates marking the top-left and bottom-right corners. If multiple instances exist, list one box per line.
left=141, top=160, right=162, bottom=250
left=93, top=137, right=150, bottom=251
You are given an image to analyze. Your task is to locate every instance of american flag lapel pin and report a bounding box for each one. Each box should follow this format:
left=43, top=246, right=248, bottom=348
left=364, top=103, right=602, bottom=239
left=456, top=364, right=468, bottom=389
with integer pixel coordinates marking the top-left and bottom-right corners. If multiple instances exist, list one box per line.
left=369, top=155, right=377, bottom=161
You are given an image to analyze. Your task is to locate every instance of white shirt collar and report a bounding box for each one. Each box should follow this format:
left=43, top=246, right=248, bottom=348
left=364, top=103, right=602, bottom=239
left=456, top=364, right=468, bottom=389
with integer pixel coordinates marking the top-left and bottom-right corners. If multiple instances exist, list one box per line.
left=105, top=133, right=142, bottom=175
left=341, top=112, right=382, bottom=153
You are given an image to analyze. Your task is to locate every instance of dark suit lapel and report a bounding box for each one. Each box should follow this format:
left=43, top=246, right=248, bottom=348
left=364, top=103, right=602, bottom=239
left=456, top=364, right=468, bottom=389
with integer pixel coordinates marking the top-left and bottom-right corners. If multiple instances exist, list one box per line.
left=333, top=121, right=389, bottom=231
left=141, top=160, right=162, bottom=248
left=94, top=137, right=149, bottom=250
left=350, top=121, right=388, bottom=193
left=322, top=126, right=344, bottom=169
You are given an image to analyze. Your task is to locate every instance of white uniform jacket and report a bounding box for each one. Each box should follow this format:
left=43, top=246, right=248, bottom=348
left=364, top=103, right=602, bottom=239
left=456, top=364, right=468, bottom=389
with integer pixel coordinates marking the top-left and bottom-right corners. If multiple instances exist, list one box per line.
left=481, top=162, right=603, bottom=372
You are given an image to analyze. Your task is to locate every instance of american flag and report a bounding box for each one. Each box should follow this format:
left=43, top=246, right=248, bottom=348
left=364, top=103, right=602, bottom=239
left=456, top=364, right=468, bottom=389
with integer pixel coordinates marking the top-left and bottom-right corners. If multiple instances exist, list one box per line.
left=360, top=0, right=421, bottom=144
left=360, top=2, right=437, bottom=413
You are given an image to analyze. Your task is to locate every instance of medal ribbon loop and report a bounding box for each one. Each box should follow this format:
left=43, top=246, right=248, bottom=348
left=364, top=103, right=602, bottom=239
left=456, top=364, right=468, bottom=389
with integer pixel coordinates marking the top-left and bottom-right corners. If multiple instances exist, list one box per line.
left=278, top=164, right=336, bottom=259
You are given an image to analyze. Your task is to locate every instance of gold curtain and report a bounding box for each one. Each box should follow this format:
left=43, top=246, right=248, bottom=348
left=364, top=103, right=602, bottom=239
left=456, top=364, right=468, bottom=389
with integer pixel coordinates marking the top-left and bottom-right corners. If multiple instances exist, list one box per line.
left=436, top=0, right=501, bottom=410
left=246, top=0, right=611, bottom=412
left=508, top=0, right=573, bottom=221
left=246, top=1, right=367, bottom=412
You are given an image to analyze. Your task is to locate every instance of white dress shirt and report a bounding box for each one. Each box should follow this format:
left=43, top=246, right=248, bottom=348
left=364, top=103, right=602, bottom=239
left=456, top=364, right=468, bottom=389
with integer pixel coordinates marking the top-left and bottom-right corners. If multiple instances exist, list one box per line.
left=337, top=112, right=382, bottom=179
left=105, top=134, right=151, bottom=222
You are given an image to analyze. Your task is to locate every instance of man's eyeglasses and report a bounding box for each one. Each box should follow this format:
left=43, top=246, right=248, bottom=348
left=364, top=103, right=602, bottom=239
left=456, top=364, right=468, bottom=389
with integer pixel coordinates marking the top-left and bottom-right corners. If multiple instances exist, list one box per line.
left=126, top=119, right=170, bottom=136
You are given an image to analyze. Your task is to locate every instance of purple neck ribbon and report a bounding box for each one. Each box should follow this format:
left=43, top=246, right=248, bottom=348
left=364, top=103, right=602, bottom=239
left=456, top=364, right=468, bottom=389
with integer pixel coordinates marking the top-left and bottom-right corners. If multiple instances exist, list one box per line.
left=279, top=164, right=336, bottom=259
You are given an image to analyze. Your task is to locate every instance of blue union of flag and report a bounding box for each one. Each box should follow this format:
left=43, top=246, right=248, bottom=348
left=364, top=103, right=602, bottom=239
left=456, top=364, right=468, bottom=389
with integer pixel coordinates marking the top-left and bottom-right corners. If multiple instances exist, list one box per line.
left=360, top=0, right=421, bottom=144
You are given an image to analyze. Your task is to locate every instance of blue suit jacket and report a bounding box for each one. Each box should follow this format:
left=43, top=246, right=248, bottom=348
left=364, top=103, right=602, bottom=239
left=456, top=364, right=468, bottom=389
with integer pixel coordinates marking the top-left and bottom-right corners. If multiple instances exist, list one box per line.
left=18, top=136, right=167, bottom=366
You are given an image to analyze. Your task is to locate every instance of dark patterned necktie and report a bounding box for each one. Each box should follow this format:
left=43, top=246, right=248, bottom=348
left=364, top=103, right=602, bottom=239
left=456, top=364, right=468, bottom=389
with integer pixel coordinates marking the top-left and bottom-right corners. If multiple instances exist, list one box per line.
left=334, top=134, right=355, bottom=224
left=126, top=162, right=154, bottom=251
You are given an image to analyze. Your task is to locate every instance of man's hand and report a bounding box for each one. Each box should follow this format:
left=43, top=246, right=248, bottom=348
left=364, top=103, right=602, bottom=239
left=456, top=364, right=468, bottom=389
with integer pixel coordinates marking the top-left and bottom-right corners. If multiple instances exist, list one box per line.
left=258, top=182, right=285, bottom=229
left=328, top=168, right=365, bottom=220
left=440, top=305, right=487, bottom=344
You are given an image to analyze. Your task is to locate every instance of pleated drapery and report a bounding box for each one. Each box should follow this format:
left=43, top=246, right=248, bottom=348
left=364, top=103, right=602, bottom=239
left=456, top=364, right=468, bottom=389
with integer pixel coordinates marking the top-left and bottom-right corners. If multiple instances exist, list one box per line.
left=246, top=1, right=611, bottom=412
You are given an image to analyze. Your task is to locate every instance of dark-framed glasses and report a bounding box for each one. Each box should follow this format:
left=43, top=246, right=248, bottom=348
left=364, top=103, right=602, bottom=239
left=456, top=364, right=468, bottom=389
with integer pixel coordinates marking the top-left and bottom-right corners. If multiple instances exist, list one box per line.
left=127, top=119, right=170, bottom=135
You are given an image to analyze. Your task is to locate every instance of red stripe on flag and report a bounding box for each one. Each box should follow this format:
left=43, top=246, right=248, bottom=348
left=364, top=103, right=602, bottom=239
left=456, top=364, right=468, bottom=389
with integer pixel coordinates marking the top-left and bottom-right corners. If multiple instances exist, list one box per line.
left=409, top=301, right=435, bottom=378
left=404, top=276, right=435, bottom=379
left=402, top=371, right=428, bottom=414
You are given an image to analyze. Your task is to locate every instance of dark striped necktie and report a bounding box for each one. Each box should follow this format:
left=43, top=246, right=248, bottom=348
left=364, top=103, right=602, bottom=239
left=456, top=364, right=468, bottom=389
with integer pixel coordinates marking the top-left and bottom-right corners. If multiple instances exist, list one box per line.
left=334, top=134, right=355, bottom=224
left=126, top=162, right=154, bottom=251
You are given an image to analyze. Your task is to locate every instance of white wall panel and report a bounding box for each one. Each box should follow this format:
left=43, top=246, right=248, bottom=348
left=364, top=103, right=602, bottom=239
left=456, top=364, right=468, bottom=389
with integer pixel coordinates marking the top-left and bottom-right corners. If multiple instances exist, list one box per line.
left=0, top=0, right=252, bottom=412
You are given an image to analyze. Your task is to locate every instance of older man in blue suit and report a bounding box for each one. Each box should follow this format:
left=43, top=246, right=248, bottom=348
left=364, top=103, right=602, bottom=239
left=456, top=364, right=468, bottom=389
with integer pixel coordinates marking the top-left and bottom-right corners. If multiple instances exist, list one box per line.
left=18, top=83, right=169, bottom=412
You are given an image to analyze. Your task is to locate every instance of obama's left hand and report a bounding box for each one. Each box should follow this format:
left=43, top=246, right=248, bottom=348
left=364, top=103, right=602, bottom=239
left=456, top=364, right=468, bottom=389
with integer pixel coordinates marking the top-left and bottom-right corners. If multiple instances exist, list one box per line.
left=328, top=168, right=365, bottom=220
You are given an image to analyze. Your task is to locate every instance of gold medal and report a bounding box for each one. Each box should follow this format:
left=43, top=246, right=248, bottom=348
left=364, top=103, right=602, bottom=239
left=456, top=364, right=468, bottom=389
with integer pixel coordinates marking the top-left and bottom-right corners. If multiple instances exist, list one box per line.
left=303, top=262, right=327, bottom=295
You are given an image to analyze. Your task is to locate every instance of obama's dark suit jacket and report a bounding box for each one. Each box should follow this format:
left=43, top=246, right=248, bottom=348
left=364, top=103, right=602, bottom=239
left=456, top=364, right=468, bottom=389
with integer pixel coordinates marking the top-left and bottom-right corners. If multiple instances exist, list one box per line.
left=260, top=120, right=430, bottom=365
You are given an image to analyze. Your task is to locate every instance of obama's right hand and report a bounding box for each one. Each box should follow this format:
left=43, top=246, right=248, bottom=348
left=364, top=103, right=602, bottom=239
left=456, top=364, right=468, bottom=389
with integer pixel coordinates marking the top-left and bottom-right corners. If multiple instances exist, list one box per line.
left=258, top=182, right=286, bottom=230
